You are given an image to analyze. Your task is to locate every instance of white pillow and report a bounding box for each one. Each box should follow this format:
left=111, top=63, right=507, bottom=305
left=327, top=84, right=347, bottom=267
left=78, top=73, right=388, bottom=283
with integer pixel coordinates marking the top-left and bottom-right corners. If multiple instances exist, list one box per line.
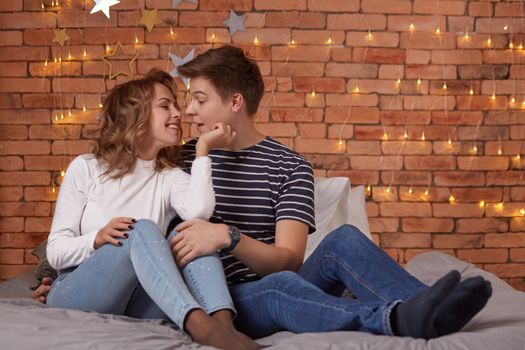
left=305, top=177, right=371, bottom=260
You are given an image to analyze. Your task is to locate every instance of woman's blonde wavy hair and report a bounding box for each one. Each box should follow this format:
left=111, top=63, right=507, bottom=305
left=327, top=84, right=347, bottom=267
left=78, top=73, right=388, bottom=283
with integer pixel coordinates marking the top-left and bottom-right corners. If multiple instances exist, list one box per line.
left=92, top=69, right=182, bottom=179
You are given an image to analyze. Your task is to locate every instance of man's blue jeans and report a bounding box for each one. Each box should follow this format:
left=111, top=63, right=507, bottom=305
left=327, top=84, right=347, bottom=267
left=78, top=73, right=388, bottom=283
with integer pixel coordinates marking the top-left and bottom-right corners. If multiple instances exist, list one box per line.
left=230, top=225, right=427, bottom=338
left=47, top=219, right=235, bottom=328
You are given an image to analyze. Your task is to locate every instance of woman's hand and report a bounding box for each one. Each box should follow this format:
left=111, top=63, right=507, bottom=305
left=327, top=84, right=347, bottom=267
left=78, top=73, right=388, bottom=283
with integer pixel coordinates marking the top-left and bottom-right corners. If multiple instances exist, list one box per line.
left=195, top=123, right=236, bottom=157
left=170, top=219, right=230, bottom=267
left=93, top=217, right=135, bottom=249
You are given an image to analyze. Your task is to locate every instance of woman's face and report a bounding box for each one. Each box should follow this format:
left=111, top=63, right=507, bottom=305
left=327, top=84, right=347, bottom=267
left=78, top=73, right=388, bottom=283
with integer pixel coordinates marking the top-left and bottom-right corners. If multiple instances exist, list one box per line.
left=140, top=83, right=182, bottom=158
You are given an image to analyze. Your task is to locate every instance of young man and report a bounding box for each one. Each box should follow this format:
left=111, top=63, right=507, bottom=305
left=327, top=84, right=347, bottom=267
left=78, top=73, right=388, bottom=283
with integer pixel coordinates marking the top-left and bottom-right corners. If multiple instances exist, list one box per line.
left=35, top=45, right=492, bottom=340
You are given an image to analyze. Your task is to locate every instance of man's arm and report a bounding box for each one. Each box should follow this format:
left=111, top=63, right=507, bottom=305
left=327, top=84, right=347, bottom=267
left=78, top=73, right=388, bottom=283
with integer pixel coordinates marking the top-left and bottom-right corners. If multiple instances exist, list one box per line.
left=171, top=219, right=309, bottom=276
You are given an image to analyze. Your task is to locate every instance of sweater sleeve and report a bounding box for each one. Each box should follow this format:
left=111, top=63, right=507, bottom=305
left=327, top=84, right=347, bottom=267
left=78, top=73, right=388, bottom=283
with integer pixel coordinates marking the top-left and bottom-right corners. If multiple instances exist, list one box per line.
left=46, top=156, right=98, bottom=270
left=169, top=156, right=215, bottom=221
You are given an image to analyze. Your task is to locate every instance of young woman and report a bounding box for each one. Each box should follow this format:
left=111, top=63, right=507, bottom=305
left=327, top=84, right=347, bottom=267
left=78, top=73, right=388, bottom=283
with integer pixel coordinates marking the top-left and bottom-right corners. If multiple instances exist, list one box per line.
left=45, top=69, right=257, bottom=350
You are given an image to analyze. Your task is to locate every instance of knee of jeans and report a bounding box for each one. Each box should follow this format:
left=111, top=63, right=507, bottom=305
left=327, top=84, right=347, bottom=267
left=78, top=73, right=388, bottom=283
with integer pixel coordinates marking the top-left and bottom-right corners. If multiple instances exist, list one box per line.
left=128, top=219, right=163, bottom=241
left=263, top=271, right=300, bottom=290
left=320, top=224, right=366, bottom=251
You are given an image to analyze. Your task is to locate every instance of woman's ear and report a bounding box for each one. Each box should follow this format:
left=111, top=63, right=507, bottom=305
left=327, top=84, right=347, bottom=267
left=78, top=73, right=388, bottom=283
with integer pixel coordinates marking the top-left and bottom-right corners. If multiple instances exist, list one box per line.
left=231, top=93, right=244, bottom=112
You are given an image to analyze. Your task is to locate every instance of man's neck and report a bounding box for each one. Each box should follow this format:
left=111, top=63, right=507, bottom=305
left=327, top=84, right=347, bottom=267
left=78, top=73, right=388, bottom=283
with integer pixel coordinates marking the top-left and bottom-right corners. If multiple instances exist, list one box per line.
left=226, top=117, right=266, bottom=151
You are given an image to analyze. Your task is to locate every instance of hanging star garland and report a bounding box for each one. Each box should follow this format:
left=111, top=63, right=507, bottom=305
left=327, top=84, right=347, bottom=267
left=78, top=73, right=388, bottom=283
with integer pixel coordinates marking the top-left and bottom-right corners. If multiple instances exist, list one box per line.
left=172, top=0, right=198, bottom=8
left=52, top=28, right=70, bottom=46
left=139, top=8, right=162, bottom=32
left=169, top=48, right=195, bottom=87
left=102, top=41, right=139, bottom=80
left=90, top=0, right=120, bottom=19
left=223, top=10, right=246, bottom=36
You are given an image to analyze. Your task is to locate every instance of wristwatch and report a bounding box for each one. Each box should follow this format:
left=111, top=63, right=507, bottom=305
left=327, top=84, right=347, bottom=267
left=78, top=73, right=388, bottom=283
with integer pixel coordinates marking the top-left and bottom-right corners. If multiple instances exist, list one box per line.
left=226, top=225, right=241, bottom=252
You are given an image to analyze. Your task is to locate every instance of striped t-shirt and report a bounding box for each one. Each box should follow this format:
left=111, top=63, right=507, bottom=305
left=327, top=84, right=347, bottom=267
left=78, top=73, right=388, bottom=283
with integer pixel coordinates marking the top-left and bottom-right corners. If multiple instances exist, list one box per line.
left=180, top=137, right=315, bottom=285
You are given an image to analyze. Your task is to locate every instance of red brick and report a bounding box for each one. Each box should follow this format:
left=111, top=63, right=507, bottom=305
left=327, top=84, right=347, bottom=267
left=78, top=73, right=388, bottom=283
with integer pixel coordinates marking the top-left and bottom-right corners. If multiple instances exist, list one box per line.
left=405, top=64, right=457, bottom=80
left=0, top=12, right=55, bottom=29
left=24, top=186, right=58, bottom=202
left=328, top=14, right=386, bottom=31
left=469, top=2, right=493, bottom=17
left=325, top=107, right=379, bottom=124
left=0, top=125, right=27, bottom=140
left=51, top=140, right=93, bottom=155
left=0, top=202, right=50, bottom=217
left=382, top=141, right=432, bottom=155
left=346, top=141, right=381, bottom=155
left=255, top=0, right=306, bottom=10
left=29, top=125, right=82, bottom=140
left=433, top=234, right=484, bottom=249
left=0, top=171, right=50, bottom=186
left=433, top=203, right=484, bottom=217
left=457, top=156, right=509, bottom=171
left=346, top=32, right=399, bottom=48
left=292, top=30, right=345, bottom=45
left=0, top=217, right=23, bottom=233
left=405, top=156, right=456, bottom=170
left=414, top=0, right=465, bottom=15
left=385, top=173, right=433, bottom=187
left=486, top=233, right=525, bottom=248
left=380, top=203, right=431, bottom=217
left=381, top=233, right=432, bottom=248
left=270, top=108, right=324, bottom=122
left=0, top=156, right=23, bottom=171
left=25, top=217, right=52, bottom=233
left=299, top=123, right=326, bottom=138
left=487, top=172, right=524, bottom=186
left=368, top=218, right=399, bottom=233
left=307, top=0, right=359, bottom=12
left=199, top=0, right=252, bottom=11
left=272, top=62, right=325, bottom=77
left=295, top=138, right=345, bottom=154
left=255, top=123, right=297, bottom=137
left=0, top=187, right=23, bottom=202
left=0, top=141, right=50, bottom=155
left=294, top=77, right=345, bottom=93
left=0, top=248, right=24, bottom=264
left=388, top=15, right=445, bottom=32
left=362, top=0, right=411, bottom=14
left=494, top=3, right=525, bottom=17
left=484, top=264, right=525, bottom=278
left=458, top=249, right=508, bottom=263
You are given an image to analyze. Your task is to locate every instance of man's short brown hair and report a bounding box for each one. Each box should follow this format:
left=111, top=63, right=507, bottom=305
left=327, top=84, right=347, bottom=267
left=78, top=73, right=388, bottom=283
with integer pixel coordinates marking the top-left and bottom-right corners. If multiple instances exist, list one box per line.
left=177, top=45, right=264, bottom=116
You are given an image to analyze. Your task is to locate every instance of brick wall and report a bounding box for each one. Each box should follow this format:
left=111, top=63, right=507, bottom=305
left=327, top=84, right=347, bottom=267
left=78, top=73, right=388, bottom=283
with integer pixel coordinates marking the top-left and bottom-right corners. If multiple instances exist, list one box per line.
left=0, top=0, right=524, bottom=291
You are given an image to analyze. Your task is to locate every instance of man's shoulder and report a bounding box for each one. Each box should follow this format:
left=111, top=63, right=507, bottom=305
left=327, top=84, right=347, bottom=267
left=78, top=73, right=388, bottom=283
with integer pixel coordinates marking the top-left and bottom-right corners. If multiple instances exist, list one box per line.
left=257, top=137, right=311, bottom=167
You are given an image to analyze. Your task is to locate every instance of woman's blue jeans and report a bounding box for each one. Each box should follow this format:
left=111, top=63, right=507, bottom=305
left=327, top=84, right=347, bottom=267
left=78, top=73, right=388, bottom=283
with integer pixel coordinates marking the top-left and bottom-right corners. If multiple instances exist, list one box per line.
left=47, top=219, right=235, bottom=328
left=230, top=224, right=427, bottom=338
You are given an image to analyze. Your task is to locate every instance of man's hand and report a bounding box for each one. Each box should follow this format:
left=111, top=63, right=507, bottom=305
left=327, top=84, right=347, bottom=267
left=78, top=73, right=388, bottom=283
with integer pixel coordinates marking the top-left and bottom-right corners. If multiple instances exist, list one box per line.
left=170, top=219, right=230, bottom=267
left=195, top=123, right=235, bottom=157
left=32, top=277, right=53, bottom=304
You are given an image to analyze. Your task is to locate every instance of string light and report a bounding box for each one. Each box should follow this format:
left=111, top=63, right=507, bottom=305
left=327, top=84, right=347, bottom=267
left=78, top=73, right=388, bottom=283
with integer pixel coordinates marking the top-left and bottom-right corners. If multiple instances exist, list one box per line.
left=83, top=48, right=87, bottom=59
left=82, top=105, right=86, bottom=112
left=170, top=26, right=174, bottom=36
left=44, top=59, right=48, bottom=67
left=497, top=147, right=502, bottom=155
left=463, top=30, right=469, bottom=40
left=504, top=25, right=509, bottom=31
left=479, top=200, right=485, bottom=208
left=253, top=36, right=259, bottom=45
left=41, top=1, right=44, bottom=9
left=290, top=39, right=295, bottom=45
left=469, top=87, right=474, bottom=95
left=448, top=138, right=452, bottom=145
left=435, top=27, right=440, bottom=34
left=424, top=189, right=429, bottom=196
left=491, top=93, right=496, bottom=100
left=383, top=131, right=388, bottom=140
left=52, top=185, right=56, bottom=194
left=327, top=37, right=333, bottom=45
left=386, top=186, right=392, bottom=193
left=135, top=35, right=139, bottom=44
left=487, top=37, right=492, bottom=46
left=396, top=77, right=401, bottom=85
left=449, top=195, right=456, bottom=204
left=310, top=88, right=316, bottom=97
left=509, top=42, right=514, bottom=49
left=417, top=77, right=421, bottom=85
left=442, top=82, right=447, bottom=90
left=511, top=97, right=516, bottom=104
left=409, top=23, right=415, bottom=31
left=366, top=185, right=372, bottom=197
left=353, top=85, right=360, bottom=94
left=520, top=208, right=525, bottom=216
left=367, top=30, right=373, bottom=39
left=473, top=144, right=478, bottom=152
left=408, top=187, right=413, bottom=194
left=516, top=154, right=521, bottom=160
left=68, top=108, right=72, bottom=117
left=67, top=51, right=72, bottom=60
left=421, top=132, right=426, bottom=141
left=403, top=129, right=408, bottom=139
left=497, top=202, right=504, bottom=210
left=106, top=43, right=110, bottom=53
left=60, top=170, right=65, bottom=177
left=338, top=139, right=343, bottom=145
left=211, top=32, right=216, bottom=42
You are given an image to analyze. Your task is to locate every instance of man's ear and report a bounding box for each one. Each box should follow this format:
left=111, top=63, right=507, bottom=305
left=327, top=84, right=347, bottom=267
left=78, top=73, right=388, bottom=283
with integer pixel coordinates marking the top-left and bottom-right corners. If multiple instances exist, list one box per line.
left=231, top=93, right=244, bottom=112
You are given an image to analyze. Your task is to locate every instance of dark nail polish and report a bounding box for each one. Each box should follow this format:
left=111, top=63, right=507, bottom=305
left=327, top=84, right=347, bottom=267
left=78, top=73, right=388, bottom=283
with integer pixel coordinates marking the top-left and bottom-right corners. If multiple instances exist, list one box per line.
left=123, top=233, right=129, bottom=238
left=118, top=241, right=122, bottom=246
left=128, top=225, right=134, bottom=230
left=131, top=219, right=137, bottom=223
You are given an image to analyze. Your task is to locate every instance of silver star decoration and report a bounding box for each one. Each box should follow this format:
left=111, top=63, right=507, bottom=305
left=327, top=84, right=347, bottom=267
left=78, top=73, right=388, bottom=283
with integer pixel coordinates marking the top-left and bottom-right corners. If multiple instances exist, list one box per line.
left=90, top=0, right=120, bottom=19
left=223, top=10, right=246, bottom=36
left=172, top=0, right=198, bottom=8
left=169, top=48, right=195, bottom=87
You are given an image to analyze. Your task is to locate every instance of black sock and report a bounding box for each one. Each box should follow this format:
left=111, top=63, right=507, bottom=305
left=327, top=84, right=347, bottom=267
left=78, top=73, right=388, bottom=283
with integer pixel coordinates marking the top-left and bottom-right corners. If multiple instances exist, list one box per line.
left=392, top=270, right=461, bottom=339
left=433, top=276, right=492, bottom=337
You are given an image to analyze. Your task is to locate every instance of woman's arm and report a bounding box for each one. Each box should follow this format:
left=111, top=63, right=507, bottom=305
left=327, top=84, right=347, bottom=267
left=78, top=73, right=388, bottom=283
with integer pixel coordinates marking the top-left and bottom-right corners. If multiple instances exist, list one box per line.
left=46, top=156, right=99, bottom=270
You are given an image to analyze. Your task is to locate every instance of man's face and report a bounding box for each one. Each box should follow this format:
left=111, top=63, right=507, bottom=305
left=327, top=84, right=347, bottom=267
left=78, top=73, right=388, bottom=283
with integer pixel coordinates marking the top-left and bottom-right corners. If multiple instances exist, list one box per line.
left=185, top=77, right=234, bottom=134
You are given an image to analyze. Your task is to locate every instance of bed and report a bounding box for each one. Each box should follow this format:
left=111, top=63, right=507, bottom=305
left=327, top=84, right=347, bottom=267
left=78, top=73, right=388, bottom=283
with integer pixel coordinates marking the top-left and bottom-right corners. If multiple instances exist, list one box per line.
left=1, top=178, right=524, bottom=349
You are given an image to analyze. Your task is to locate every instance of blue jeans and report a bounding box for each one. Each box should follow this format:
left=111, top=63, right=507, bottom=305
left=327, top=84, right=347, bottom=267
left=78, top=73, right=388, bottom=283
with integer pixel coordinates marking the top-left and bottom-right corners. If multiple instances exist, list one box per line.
left=47, top=219, right=235, bottom=328
left=230, top=225, right=427, bottom=338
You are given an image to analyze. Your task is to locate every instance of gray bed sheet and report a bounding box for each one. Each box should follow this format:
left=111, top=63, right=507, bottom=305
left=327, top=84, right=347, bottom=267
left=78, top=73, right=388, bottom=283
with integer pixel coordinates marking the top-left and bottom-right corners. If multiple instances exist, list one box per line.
left=1, top=251, right=524, bottom=350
